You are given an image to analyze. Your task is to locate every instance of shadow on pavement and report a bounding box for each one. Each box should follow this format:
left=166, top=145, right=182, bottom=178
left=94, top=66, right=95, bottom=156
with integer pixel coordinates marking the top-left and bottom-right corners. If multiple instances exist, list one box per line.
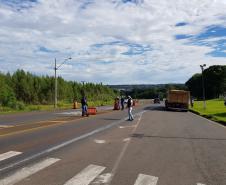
left=143, top=106, right=166, bottom=111
left=131, top=133, right=226, bottom=141
left=102, top=118, right=121, bottom=121
left=213, top=112, right=226, bottom=117
left=143, top=106, right=188, bottom=112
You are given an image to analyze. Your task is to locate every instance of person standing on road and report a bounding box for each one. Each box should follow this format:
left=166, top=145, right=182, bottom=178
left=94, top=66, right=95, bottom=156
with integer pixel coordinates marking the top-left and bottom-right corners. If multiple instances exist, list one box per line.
left=127, top=96, right=134, bottom=121
left=121, top=96, right=125, bottom=110
left=81, top=96, right=89, bottom=116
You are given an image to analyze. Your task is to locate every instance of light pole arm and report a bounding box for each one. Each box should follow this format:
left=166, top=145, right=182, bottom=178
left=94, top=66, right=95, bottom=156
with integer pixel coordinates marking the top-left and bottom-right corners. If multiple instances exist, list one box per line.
left=56, top=57, right=72, bottom=70
left=54, top=57, right=72, bottom=109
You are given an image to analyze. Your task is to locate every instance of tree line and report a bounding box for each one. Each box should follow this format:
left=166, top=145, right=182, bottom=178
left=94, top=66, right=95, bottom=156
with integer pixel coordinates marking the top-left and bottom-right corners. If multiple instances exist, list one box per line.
left=185, top=65, right=226, bottom=99
left=0, top=70, right=118, bottom=109
left=123, top=84, right=187, bottom=100
left=126, top=65, right=226, bottom=100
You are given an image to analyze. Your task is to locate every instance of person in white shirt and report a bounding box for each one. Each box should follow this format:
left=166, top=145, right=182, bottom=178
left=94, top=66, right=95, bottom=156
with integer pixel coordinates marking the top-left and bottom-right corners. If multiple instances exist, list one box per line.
left=127, top=96, right=134, bottom=121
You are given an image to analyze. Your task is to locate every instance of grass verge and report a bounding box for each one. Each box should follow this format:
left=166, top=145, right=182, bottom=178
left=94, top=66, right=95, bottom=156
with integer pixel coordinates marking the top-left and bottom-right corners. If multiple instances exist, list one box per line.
left=0, top=100, right=114, bottom=115
left=190, top=99, right=226, bottom=125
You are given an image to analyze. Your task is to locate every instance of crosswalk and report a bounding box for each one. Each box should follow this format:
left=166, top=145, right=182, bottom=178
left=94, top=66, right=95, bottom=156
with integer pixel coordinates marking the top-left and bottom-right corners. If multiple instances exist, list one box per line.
left=0, top=158, right=60, bottom=185
left=0, top=151, right=22, bottom=162
left=0, top=150, right=208, bottom=185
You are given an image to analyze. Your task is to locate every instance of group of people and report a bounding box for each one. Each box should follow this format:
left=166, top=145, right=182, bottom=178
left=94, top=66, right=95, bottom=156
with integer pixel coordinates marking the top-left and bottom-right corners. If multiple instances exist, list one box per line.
left=114, top=96, right=125, bottom=110
left=80, top=95, right=134, bottom=121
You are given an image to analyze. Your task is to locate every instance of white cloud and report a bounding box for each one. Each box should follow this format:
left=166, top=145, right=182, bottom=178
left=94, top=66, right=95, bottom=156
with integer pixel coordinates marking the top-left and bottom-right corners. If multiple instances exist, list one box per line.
left=0, top=0, right=226, bottom=84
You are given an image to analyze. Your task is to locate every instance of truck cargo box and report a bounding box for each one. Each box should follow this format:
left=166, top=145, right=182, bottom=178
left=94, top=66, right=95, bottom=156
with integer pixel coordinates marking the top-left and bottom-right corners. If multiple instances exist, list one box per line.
left=165, top=90, right=190, bottom=111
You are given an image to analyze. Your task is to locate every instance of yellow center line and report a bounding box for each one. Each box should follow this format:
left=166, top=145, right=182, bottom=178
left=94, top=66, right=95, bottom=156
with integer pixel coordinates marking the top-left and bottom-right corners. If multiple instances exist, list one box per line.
left=0, top=109, right=115, bottom=138
left=0, top=117, right=85, bottom=138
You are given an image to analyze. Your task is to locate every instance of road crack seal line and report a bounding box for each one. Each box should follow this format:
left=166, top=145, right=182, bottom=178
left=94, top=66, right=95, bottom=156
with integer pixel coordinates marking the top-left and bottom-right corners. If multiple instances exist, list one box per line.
left=106, top=111, right=145, bottom=185
left=0, top=111, right=146, bottom=174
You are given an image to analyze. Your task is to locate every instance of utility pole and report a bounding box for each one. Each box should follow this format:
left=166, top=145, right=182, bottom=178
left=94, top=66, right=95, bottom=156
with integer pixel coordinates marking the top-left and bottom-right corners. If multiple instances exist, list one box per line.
left=81, top=81, right=85, bottom=96
left=200, top=64, right=206, bottom=110
left=54, top=57, right=72, bottom=109
left=54, top=58, right=57, bottom=108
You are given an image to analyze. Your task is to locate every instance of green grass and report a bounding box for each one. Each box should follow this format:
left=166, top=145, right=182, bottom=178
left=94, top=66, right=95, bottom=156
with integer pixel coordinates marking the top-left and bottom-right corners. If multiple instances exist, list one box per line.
left=191, top=99, right=226, bottom=123
left=0, top=100, right=114, bottom=115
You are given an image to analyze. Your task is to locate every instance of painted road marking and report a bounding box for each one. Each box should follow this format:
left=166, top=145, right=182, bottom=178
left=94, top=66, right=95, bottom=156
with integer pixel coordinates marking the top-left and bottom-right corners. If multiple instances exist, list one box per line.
left=106, top=112, right=145, bottom=185
left=123, top=138, right=131, bottom=142
left=0, top=111, right=145, bottom=172
left=119, top=125, right=136, bottom=129
left=0, top=157, right=60, bottom=185
left=92, top=173, right=112, bottom=184
left=64, top=164, right=106, bottom=185
left=48, top=121, right=67, bottom=123
left=56, top=111, right=82, bottom=116
left=0, top=111, right=145, bottom=173
left=94, top=139, right=106, bottom=144
left=197, top=183, right=206, bottom=185
left=134, top=174, right=158, bottom=185
left=0, top=151, right=22, bottom=162
left=0, top=125, right=13, bottom=129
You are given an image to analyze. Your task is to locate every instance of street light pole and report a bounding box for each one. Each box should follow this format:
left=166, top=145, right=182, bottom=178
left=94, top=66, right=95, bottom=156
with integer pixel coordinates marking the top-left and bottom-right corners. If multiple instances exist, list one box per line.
left=200, top=64, right=206, bottom=110
left=54, top=57, right=72, bottom=109
left=54, top=58, right=57, bottom=108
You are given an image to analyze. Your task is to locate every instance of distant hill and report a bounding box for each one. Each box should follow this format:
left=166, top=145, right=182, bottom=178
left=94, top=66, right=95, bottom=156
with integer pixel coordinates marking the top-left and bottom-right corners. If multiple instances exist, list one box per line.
left=108, top=84, right=185, bottom=91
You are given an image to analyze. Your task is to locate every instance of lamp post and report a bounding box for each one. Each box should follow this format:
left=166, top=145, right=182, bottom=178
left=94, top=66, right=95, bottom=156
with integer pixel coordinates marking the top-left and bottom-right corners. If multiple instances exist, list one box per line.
left=200, top=64, right=206, bottom=110
left=54, top=57, right=72, bottom=108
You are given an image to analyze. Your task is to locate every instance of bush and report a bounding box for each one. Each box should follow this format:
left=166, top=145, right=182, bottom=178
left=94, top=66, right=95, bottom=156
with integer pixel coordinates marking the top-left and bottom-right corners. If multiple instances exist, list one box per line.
left=0, top=86, right=17, bottom=108
left=16, top=101, right=26, bottom=110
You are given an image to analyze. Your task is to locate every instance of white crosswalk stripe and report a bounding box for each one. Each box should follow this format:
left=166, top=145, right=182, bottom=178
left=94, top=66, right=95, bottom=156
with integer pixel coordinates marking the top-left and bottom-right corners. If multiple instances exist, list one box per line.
left=0, top=160, right=208, bottom=185
left=64, top=164, right=106, bottom=185
left=92, top=173, right=112, bottom=184
left=0, top=151, right=22, bottom=162
left=134, top=173, right=158, bottom=185
left=0, top=157, right=60, bottom=185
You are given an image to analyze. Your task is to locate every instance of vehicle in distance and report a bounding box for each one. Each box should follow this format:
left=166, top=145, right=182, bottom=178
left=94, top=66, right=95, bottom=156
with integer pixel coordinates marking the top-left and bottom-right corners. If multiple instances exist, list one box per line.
left=165, top=90, right=190, bottom=111
left=154, top=98, right=160, bottom=104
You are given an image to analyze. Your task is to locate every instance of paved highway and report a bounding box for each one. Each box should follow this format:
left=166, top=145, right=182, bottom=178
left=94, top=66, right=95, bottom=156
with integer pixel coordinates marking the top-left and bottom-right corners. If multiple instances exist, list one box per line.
left=0, top=103, right=226, bottom=185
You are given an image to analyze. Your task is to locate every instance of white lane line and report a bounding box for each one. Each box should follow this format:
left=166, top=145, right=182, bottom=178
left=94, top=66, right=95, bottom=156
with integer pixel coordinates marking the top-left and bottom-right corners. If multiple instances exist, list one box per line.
left=123, top=138, right=131, bottom=142
left=0, top=125, right=13, bottom=128
left=0, top=111, right=146, bottom=173
left=48, top=121, right=67, bottom=123
left=197, top=183, right=206, bottom=185
left=134, top=174, right=158, bottom=185
left=106, top=111, right=145, bottom=185
left=55, top=111, right=82, bottom=116
left=94, top=139, right=106, bottom=144
left=92, top=173, right=112, bottom=184
left=0, top=151, right=22, bottom=162
left=119, top=125, right=136, bottom=129
left=0, top=157, right=60, bottom=185
left=64, top=164, right=106, bottom=185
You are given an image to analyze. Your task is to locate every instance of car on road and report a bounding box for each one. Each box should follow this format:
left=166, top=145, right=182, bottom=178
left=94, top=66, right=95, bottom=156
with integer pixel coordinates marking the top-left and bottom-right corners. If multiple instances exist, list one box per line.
left=154, top=98, right=160, bottom=104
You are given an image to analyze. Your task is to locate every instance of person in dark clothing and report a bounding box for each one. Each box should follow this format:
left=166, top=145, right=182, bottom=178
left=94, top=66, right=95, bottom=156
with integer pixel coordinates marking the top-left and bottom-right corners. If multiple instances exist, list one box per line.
left=121, top=96, right=125, bottom=110
left=81, top=96, right=89, bottom=116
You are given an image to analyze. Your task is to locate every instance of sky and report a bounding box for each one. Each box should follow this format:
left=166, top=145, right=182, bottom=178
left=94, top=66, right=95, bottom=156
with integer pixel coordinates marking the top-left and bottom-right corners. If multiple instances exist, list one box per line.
left=0, top=0, right=226, bottom=85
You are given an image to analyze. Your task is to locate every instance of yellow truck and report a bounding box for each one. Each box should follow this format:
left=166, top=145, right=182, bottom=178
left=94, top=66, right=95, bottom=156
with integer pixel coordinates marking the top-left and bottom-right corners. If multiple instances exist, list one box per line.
left=165, top=90, right=190, bottom=111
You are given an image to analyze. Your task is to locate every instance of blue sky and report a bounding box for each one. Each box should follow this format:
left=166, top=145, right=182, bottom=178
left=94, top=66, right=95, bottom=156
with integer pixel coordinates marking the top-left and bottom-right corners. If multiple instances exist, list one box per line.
left=0, top=0, right=226, bottom=84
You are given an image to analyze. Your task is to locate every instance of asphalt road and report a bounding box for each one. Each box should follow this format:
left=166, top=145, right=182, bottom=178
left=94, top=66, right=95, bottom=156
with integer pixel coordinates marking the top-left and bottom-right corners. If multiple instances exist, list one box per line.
left=0, top=103, right=226, bottom=185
